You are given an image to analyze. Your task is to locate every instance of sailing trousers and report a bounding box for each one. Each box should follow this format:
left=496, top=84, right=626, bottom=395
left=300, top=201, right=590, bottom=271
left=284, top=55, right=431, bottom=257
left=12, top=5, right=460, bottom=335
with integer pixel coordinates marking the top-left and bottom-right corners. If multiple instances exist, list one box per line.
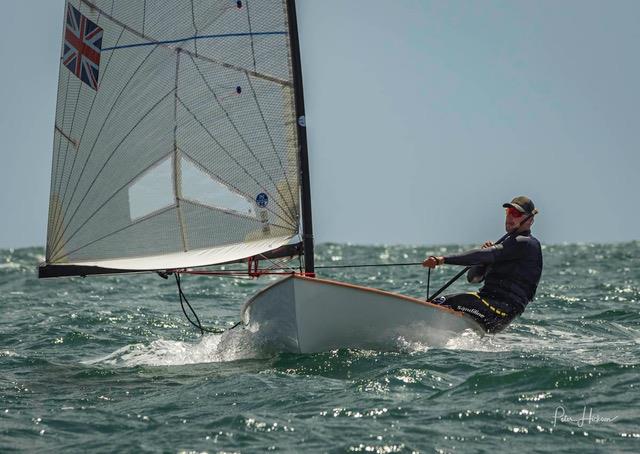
left=433, top=292, right=519, bottom=333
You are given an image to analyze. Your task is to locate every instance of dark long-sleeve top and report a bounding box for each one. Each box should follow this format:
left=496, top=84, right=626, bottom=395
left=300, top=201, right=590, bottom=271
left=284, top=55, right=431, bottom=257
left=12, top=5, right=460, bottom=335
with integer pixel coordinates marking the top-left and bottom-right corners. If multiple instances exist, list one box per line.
left=443, top=230, right=543, bottom=313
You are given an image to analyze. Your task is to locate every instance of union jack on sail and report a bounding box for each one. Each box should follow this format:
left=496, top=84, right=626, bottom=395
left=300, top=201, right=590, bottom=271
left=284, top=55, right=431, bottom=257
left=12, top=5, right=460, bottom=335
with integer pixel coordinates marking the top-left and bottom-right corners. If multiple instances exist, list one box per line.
left=62, top=4, right=103, bottom=90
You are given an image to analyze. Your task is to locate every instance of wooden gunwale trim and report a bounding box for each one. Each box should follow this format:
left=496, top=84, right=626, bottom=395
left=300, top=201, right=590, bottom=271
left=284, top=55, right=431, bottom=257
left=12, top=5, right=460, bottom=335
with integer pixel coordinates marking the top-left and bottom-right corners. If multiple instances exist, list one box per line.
left=292, top=275, right=465, bottom=317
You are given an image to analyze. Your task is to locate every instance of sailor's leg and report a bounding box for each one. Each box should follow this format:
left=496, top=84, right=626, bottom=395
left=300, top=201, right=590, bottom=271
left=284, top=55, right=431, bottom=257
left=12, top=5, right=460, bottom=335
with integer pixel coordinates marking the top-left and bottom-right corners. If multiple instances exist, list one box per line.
left=479, top=297, right=519, bottom=333
left=431, top=292, right=511, bottom=332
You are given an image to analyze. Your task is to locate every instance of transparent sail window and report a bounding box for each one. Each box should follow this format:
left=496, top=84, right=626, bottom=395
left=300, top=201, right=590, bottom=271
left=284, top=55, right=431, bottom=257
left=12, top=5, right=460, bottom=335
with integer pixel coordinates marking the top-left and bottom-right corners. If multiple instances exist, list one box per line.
left=128, top=156, right=174, bottom=221
left=180, top=155, right=255, bottom=217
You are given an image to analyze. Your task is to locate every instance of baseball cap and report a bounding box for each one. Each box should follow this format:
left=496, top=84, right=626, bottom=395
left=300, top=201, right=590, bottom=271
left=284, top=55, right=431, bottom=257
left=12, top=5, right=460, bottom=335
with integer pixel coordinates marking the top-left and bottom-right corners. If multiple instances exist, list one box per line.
left=502, top=196, right=535, bottom=214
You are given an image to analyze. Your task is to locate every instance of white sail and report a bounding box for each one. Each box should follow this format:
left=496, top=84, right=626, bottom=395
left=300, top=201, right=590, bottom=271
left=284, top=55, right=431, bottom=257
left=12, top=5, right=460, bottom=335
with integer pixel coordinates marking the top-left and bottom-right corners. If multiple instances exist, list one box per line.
left=45, top=0, right=300, bottom=270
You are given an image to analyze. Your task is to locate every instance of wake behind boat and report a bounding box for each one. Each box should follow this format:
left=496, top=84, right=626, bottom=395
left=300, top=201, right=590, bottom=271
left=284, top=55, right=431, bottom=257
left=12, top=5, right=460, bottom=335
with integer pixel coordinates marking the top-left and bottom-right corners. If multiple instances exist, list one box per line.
left=39, top=0, right=482, bottom=352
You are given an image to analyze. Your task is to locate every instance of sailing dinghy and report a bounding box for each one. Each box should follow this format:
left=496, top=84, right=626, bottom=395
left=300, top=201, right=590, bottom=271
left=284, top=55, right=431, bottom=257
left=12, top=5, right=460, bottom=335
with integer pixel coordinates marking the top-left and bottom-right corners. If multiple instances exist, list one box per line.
left=40, top=0, right=483, bottom=353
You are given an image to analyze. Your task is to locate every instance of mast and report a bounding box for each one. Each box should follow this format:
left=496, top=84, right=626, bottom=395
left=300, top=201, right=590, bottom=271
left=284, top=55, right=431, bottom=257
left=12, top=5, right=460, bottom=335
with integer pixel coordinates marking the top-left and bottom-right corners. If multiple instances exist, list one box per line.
left=286, top=0, right=315, bottom=275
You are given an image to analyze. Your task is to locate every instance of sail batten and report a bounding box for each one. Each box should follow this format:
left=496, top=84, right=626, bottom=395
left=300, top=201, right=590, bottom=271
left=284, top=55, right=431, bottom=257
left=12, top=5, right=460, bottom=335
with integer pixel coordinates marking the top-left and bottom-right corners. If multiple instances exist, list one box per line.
left=45, top=0, right=301, bottom=273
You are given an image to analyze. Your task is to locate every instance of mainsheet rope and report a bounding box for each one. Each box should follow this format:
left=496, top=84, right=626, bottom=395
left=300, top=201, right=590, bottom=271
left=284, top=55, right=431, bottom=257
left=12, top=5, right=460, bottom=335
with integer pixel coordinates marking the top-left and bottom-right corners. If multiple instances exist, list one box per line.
left=174, top=273, right=241, bottom=335
left=173, top=261, right=437, bottom=335
left=178, top=261, right=427, bottom=274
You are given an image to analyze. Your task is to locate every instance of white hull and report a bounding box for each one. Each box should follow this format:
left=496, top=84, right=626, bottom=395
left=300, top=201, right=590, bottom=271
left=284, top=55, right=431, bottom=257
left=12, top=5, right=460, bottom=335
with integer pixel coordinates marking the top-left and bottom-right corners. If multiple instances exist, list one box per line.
left=241, top=275, right=484, bottom=353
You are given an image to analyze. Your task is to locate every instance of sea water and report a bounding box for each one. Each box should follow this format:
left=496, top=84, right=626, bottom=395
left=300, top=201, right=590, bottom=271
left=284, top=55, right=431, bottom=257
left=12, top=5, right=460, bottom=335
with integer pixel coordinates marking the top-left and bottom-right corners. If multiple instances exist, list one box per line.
left=1, top=243, right=638, bottom=452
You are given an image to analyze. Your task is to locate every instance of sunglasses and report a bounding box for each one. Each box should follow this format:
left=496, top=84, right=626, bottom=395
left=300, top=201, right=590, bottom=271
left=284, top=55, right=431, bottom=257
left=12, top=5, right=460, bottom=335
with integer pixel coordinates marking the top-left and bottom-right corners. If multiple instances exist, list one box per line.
left=506, top=207, right=525, bottom=218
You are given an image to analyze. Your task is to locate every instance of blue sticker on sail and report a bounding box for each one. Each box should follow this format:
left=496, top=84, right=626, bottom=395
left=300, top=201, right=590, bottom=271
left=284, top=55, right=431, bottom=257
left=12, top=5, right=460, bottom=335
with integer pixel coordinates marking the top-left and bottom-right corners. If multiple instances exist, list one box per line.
left=256, top=193, right=268, bottom=207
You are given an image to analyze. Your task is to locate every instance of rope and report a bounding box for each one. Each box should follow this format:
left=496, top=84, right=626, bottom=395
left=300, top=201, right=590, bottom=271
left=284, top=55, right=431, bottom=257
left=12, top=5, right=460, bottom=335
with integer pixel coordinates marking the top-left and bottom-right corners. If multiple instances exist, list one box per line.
left=316, top=262, right=424, bottom=269
left=174, top=273, right=241, bottom=335
left=173, top=260, right=431, bottom=331
left=175, top=261, right=427, bottom=277
left=187, top=262, right=425, bottom=273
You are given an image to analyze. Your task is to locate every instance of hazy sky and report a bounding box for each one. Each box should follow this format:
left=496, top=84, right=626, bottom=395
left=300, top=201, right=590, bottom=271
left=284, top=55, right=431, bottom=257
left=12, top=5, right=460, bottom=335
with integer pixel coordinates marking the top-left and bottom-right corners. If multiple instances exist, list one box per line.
left=1, top=0, right=639, bottom=249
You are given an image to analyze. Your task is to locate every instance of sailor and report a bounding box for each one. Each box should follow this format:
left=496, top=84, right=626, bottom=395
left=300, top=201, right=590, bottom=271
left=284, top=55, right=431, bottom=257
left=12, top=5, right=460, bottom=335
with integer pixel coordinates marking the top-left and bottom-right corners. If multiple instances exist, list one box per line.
left=422, top=196, right=543, bottom=333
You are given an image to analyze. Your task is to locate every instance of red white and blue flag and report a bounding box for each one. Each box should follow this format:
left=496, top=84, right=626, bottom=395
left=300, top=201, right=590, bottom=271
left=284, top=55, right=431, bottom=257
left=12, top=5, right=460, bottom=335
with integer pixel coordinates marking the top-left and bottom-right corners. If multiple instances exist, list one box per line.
left=62, top=4, right=103, bottom=91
